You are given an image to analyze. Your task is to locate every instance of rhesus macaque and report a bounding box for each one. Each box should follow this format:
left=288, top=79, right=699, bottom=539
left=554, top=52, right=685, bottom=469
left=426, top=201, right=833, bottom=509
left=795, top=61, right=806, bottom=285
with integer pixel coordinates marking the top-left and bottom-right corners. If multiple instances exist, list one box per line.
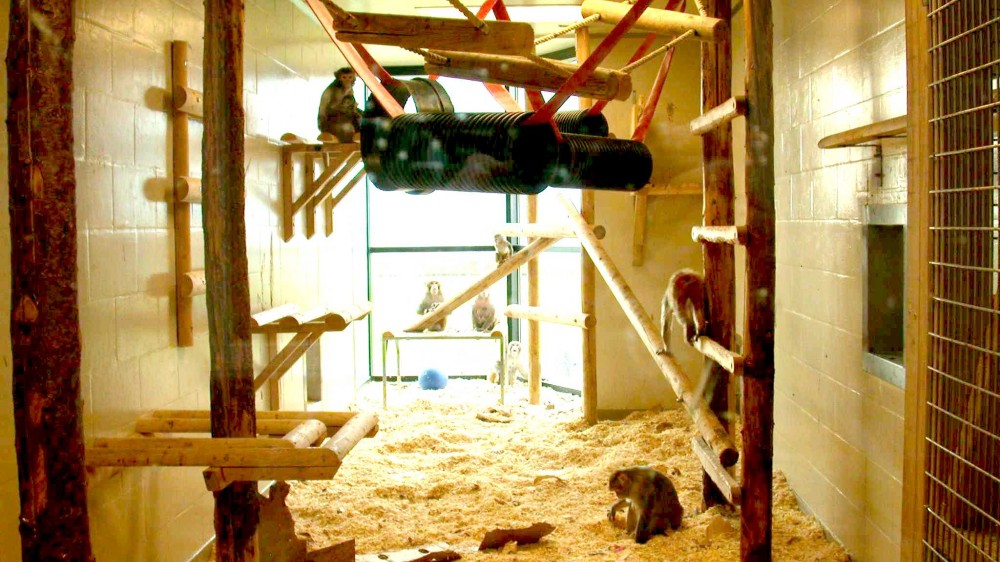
left=317, top=67, right=361, bottom=143
left=659, top=269, right=709, bottom=355
left=494, top=234, right=513, bottom=267
left=607, top=466, right=684, bottom=544
left=489, top=341, right=526, bottom=385
left=471, top=291, right=497, bottom=332
left=417, top=280, right=444, bottom=315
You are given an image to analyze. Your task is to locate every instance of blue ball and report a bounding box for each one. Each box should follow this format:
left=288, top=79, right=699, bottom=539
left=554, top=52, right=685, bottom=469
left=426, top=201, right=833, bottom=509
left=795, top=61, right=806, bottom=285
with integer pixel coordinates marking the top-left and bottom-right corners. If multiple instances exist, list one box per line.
left=418, top=368, right=448, bottom=390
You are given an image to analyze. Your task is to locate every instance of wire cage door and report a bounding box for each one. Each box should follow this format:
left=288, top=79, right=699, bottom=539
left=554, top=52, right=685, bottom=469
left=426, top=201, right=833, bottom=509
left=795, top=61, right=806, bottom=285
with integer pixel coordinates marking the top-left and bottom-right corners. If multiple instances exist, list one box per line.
left=922, top=2, right=1000, bottom=561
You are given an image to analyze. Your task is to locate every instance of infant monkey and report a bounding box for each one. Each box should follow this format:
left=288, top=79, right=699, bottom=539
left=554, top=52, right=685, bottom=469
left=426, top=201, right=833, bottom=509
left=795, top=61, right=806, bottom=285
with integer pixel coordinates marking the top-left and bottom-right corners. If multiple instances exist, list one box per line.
left=659, top=269, right=709, bottom=355
left=607, top=466, right=683, bottom=544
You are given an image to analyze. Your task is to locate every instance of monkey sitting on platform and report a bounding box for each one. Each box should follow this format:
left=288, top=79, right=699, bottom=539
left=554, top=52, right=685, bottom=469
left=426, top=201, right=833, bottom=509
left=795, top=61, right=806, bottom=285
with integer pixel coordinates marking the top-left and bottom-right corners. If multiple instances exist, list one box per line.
left=659, top=268, right=709, bottom=355
left=417, top=281, right=448, bottom=332
left=607, top=466, right=684, bottom=544
left=472, top=291, right=497, bottom=332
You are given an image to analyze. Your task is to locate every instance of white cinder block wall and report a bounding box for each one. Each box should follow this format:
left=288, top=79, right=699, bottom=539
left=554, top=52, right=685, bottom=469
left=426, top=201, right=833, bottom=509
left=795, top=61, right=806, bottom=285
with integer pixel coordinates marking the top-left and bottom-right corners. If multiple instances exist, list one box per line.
left=772, top=0, right=907, bottom=560
left=0, top=0, right=368, bottom=558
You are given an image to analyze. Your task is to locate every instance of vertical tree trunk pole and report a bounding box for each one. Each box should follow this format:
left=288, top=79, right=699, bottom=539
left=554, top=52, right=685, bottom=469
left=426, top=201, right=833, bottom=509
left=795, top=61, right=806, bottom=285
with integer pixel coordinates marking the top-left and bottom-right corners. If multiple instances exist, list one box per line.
left=741, top=0, right=775, bottom=560
left=203, top=1, right=258, bottom=560
left=576, top=27, right=598, bottom=425
left=527, top=195, right=542, bottom=404
left=700, top=0, right=735, bottom=509
left=6, top=0, right=94, bottom=559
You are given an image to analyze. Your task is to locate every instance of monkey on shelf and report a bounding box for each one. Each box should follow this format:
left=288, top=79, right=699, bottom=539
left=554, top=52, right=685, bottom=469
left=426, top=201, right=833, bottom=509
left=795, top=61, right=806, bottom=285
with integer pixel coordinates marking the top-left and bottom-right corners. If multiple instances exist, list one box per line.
left=471, top=291, right=497, bottom=332
left=607, top=466, right=684, bottom=544
left=417, top=281, right=448, bottom=332
left=317, top=67, right=361, bottom=143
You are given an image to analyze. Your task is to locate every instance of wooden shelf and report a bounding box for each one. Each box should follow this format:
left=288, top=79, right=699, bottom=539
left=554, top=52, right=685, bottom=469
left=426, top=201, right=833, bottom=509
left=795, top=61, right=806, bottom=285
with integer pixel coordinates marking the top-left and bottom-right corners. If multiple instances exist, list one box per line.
left=818, top=115, right=907, bottom=148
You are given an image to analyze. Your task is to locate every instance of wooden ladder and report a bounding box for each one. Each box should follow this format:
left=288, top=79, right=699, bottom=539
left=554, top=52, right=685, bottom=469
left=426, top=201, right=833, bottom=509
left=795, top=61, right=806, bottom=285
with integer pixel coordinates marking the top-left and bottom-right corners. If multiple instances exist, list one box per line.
left=688, top=1, right=775, bottom=560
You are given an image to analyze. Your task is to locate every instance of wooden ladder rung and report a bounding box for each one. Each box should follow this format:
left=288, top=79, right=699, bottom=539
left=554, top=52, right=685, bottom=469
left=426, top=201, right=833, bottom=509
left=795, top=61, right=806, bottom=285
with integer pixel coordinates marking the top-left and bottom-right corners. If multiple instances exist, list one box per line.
left=691, top=225, right=748, bottom=246
left=692, top=436, right=741, bottom=505
left=692, top=336, right=742, bottom=374
left=172, top=85, right=203, bottom=118
left=689, top=95, right=747, bottom=135
left=324, top=411, right=379, bottom=462
left=251, top=304, right=301, bottom=328
left=175, top=177, right=202, bottom=203
left=180, top=269, right=207, bottom=298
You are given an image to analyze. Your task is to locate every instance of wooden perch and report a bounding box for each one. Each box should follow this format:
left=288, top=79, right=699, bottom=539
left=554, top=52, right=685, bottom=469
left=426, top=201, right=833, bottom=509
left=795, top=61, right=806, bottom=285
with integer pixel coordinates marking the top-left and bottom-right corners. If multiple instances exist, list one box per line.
left=690, top=95, right=747, bottom=135
left=332, top=12, right=535, bottom=56
left=253, top=331, right=321, bottom=391
left=817, top=115, right=907, bottom=148
left=582, top=0, right=727, bottom=42
left=692, top=436, right=741, bottom=504
left=558, top=194, right=738, bottom=466
left=172, top=85, right=203, bottom=118
left=692, top=336, right=742, bottom=374
left=86, top=442, right=342, bottom=468
left=324, top=411, right=378, bottom=462
left=294, top=152, right=362, bottom=214
left=495, top=222, right=606, bottom=240
left=251, top=304, right=301, bottom=328
left=251, top=302, right=372, bottom=333
left=692, top=225, right=747, bottom=246
left=405, top=236, right=559, bottom=332
left=203, top=419, right=328, bottom=491
left=180, top=269, right=207, bottom=298
left=175, top=177, right=202, bottom=203
left=504, top=305, right=595, bottom=329
left=426, top=51, right=631, bottom=101
left=140, top=410, right=376, bottom=436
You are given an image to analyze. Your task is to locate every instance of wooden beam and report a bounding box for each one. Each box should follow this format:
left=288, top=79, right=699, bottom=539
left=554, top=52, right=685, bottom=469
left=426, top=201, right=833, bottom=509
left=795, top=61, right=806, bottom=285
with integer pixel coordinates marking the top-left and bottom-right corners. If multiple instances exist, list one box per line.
left=692, top=336, right=742, bottom=375
left=93, top=437, right=295, bottom=450
left=582, top=0, right=727, bottom=42
left=204, top=467, right=340, bottom=490
left=85, top=445, right=341, bottom=468
left=203, top=0, right=259, bottom=557
left=690, top=95, right=747, bottom=135
left=150, top=410, right=363, bottom=424
left=253, top=332, right=322, bottom=391
left=251, top=304, right=301, bottom=328
left=646, top=182, right=702, bottom=196
left=405, top=237, right=559, bottom=332
left=505, top=305, right=595, bottom=329
left=176, top=176, right=202, bottom=203
left=495, top=223, right=606, bottom=240
left=692, top=225, right=747, bottom=246
left=577, top=27, right=599, bottom=426
left=527, top=194, right=542, bottom=405
left=203, top=419, right=328, bottom=491
left=631, top=185, right=649, bottom=266
left=426, top=51, right=631, bottom=101
left=741, top=0, right=776, bottom=558
left=559, top=195, right=738, bottom=466
left=901, top=1, right=931, bottom=559
left=817, top=115, right=907, bottom=148
left=180, top=269, right=207, bottom=298
left=692, top=437, right=741, bottom=505
left=172, top=42, right=195, bottom=347
left=136, top=416, right=346, bottom=436
left=332, top=12, right=535, bottom=56
left=173, top=85, right=204, bottom=118
left=8, top=0, right=93, bottom=556
left=324, top=412, right=379, bottom=462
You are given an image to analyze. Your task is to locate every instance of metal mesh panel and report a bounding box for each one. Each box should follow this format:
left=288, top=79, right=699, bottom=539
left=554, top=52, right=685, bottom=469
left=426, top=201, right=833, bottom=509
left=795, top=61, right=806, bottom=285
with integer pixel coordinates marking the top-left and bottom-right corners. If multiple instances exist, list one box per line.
left=925, top=2, right=1000, bottom=561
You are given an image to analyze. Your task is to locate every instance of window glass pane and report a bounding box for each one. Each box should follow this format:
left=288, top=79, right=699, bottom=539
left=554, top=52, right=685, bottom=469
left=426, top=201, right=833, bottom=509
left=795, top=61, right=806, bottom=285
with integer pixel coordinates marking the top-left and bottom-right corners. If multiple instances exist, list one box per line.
left=370, top=252, right=509, bottom=378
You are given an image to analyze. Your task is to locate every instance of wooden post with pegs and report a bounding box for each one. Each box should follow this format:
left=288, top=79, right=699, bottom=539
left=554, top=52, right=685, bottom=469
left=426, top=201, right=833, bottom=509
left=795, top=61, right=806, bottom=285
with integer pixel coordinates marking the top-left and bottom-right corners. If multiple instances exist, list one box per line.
left=172, top=42, right=197, bottom=347
left=576, top=27, right=599, bottom=425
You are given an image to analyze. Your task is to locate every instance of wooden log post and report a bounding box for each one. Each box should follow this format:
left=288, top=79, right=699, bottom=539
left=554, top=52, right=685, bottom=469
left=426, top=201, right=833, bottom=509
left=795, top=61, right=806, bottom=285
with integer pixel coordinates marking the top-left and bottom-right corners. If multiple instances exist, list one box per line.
left=173, top=42, right=196, bottom=347
left=582, top=0, right=728, bottom=42
left=332, top=13, right=536, bottom=56
left=576, top=27, right=599, bottom=426
left=741, top=0, right=776, bottom=559
left=699, top=0, right=736, bottom=510
left=559, top=195, right=739, bottom=466
left=527, top=195, right=542, bottom=405
left=504, top=305, right=595, bottom=329
left=7, top=0, right=94, bottom=558
left=203, top=0, right=259, bottom=559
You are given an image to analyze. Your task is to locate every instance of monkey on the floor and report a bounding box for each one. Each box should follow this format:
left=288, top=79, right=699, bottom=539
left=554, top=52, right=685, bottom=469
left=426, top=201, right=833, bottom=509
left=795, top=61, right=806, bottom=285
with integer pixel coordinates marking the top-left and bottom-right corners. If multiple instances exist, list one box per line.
left=607, top=466, right=684, bottom=544
left=489, top=341, right=526, bottom=385
left=471, top=291, right=497, bottom=332
left=494, top=234, right=513, bottom=267
left=659, top=269, right=709, bottom=355
left=417, top=280, right=444, bottom=315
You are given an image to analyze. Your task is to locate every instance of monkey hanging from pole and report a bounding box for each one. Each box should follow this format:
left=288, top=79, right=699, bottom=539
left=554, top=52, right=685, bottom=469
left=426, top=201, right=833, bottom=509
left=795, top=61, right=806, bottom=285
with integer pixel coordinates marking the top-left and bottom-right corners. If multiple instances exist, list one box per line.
left=659, top=268, right=709, bottom=356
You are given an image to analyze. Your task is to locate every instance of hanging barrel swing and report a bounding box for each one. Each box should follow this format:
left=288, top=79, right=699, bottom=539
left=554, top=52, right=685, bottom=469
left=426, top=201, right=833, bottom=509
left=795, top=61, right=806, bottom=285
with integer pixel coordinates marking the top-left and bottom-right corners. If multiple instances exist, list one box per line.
left=361, top=110, right=651, bottom=195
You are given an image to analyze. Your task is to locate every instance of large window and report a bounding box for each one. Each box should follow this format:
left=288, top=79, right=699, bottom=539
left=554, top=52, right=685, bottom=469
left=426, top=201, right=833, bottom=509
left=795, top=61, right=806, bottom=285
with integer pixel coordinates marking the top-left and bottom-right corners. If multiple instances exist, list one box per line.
left=365, top=75, right=584, bottom=390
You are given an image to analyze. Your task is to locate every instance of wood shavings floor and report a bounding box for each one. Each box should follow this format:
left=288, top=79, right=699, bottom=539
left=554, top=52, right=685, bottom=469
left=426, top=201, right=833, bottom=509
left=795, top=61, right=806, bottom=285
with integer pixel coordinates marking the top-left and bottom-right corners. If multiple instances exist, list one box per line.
left=287, top=379, right=849, bottom=561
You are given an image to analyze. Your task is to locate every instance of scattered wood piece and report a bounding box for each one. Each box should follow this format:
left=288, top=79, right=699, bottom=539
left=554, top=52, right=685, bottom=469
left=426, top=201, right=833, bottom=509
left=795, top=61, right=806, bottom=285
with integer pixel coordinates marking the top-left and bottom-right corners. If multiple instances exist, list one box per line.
left=532, top=473, right=567, bottom=486
left=356, top=543, right=461, bottom=562
left=258, top=481, right=308, bottom=562
left=476, top=407, right=512, bottom=423
left=307, top=539, right=355, bottom=562
left=704, top=515, right=737, bottom=542
left=500, top=541, right=517, bottom=554
left=478, top=522, right=555, bottom=550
